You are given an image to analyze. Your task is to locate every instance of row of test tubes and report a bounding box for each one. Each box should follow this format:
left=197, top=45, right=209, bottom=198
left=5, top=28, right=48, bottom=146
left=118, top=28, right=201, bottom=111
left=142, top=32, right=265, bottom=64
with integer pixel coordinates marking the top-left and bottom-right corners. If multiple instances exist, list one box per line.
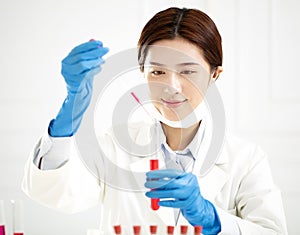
left=113, top=225, right=202, bottom=235
left=0, top=200, right=24, bottom=235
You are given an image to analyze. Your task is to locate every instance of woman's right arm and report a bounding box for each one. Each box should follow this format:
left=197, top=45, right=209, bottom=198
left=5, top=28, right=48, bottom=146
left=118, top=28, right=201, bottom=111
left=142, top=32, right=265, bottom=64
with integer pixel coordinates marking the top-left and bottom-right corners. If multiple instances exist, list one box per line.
left=22, top=132, right=103, bottom=214
left=22, top=40, right=109, bottom=213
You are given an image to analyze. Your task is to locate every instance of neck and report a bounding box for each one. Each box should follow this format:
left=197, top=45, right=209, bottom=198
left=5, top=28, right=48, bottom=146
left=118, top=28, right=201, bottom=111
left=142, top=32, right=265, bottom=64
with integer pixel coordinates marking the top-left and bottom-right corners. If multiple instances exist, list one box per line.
left=161, top=121, right=201, bottom=151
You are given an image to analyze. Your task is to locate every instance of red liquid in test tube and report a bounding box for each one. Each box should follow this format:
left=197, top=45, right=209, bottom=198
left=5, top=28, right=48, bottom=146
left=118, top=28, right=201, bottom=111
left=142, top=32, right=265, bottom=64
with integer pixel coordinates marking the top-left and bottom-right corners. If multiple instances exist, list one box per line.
left=180, top=225, right=188, bottom=235
left=0, top=200, right=6, bottom=235
left=0, top=225, right=5, bottom=235
left=113, top=225, right=122, bottom=235
left=150, top=159, right=160, bottom=210
left=149, top=225, right=157, bottom=234
left=167, top=226, right=175, bottom=235
left=13, top=233, right=23, bottom=235
left=133, top=225, right=141, bottom=235
left=194, top=225, right=203, bottom=235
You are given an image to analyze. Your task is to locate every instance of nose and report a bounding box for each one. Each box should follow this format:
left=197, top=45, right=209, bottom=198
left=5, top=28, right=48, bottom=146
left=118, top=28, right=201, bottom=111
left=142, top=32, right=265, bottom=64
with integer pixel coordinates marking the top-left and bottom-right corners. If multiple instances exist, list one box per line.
left=164, top=71, right=182, bottom=94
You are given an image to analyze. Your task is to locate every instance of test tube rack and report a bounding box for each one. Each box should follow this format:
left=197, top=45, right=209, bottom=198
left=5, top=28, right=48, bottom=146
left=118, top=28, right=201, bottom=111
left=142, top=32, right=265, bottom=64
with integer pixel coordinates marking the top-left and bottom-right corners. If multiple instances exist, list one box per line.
left=113, top=224, right=203, bottom=235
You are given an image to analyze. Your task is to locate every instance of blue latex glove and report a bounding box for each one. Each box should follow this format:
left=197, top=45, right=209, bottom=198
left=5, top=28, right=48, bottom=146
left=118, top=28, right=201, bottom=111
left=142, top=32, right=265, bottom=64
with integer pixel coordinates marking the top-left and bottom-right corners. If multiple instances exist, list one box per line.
left=49, top=40, right=109, bottom=137
left=145, top=169, right=221, bottom=234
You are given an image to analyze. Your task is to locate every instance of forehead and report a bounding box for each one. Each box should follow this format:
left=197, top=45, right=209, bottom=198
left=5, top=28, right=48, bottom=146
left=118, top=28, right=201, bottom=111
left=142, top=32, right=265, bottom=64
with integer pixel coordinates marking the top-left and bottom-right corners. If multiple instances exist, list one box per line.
left=145, top=38, right=210, bottom=71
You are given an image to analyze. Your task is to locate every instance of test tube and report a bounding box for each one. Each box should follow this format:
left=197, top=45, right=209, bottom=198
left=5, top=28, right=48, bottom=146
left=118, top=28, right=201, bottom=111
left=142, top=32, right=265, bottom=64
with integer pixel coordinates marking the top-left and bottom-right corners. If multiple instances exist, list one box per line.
left=194, top=226, right=202, bottom=235
left=133, top=225, right=141, bottom=235
left=180, top=225, right=188, bottom=235
left=150, top=159, right=160, bottom=210
left=149, top=225, right=157, bottom=235
left=131, top=92, right=160, bottom=211
left=11, top=200, right=24, bottom=235
left=0, top=200, right=6, bottom=235
left=113, top=225, right=122, bottom=235
left=167, top=226, right=175, bottom=235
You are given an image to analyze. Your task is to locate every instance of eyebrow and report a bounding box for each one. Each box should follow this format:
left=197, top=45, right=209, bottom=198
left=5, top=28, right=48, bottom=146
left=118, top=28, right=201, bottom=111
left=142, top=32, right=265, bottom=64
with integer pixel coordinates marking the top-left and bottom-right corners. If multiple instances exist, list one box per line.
left=148, top=61, right=200, bottom=66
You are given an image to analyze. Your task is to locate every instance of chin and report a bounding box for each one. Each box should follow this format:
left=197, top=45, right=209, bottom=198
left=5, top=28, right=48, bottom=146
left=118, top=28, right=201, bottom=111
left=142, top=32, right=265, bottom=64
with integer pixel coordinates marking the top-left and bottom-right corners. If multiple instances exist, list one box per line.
left=160, top=109, right=192, bottom=122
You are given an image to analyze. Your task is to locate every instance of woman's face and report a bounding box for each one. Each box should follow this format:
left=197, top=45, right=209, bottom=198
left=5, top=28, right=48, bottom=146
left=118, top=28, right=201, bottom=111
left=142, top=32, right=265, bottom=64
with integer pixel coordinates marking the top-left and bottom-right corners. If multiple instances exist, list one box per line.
left=144, top=37, right=219, bottom=121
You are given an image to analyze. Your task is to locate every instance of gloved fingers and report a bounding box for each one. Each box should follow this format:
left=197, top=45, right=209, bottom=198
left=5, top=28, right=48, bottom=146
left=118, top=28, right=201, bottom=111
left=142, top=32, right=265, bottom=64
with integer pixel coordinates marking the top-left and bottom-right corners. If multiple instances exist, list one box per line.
left=69, top=40, right=103, bottom=56
left=147, top=189, right=201, bottom=209
left=158, top=191, right=202, bottom=210
left=63, top=47, right=109, bottom=65
left=144, top=178, right=176, bottom=189
left=85, top=66, right=102, bottom=78
left=62, top=58, right=105, bottom=75
left=145, top=181, right=198, bottom=202
left=159, top=199, right=188, bottom=208
left=146, top=188, right=182, bottom=199
left=182, top=188, right=202, bottom=209
left=172, top=173, right=201, bottom=199
left=146, top=169, right=186, bottom=179
left=64, top=66, right=101, bottom=88
left=145, top=171, right=194, bottom=189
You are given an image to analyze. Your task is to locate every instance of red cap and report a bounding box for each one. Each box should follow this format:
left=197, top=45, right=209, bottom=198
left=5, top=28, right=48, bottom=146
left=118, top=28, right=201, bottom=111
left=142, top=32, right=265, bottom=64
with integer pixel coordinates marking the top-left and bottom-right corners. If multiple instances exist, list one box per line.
left=113, top=225, right=121, bottom=234
left=150, top=159, right=159, bottom=170
left=167, top=225, right=175, bottom=234
left=150, top=225, right=157, bottom=234
left=133, top=225, right=141, bottom=235
left=194, top=225, right=203, bottom=235
left=151, top=198, right=160, bottom=210
left=180, top=225, right=188, bottom=234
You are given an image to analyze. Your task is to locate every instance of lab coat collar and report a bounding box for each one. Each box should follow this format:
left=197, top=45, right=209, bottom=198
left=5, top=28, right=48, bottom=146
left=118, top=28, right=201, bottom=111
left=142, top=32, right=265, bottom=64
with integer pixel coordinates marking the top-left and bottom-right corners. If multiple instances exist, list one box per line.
left=157, top=119, right=205, bottom=160
left=185, top=119, right=206, bottom=159
left=128, top=116, right=229, bottom=185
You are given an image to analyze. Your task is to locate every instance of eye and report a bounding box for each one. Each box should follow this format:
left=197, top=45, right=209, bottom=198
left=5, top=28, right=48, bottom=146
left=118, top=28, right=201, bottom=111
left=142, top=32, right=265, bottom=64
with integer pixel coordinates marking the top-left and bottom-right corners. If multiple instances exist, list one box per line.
left=180, top=70, right=196, bottom=75
left=151, top=70, right=165, bottom=76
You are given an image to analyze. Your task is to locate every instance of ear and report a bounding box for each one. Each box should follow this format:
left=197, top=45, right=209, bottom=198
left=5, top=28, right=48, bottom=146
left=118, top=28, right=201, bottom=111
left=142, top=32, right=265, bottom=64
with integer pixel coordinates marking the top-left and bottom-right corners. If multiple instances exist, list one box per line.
left=211, top=66, right=223, bottom=82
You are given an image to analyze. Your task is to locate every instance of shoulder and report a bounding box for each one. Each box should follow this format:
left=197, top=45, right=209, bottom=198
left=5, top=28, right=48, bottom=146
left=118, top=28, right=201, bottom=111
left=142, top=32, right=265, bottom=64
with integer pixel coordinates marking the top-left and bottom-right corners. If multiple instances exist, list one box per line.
left=223, top=133, right=257, bottom=154
left=221, top=133, right=268, bottom=169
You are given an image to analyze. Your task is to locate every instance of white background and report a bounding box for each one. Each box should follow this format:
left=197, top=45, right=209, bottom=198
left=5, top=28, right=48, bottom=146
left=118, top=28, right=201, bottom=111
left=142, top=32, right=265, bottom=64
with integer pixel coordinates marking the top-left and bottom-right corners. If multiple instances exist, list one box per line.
left=0, top=0, right=299, bottom=234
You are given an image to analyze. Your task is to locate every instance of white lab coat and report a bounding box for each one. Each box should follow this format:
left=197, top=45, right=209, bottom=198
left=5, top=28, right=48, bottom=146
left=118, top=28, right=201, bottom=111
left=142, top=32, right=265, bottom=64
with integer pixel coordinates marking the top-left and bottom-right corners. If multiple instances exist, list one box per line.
left=22, top=121, right=288, bottom=235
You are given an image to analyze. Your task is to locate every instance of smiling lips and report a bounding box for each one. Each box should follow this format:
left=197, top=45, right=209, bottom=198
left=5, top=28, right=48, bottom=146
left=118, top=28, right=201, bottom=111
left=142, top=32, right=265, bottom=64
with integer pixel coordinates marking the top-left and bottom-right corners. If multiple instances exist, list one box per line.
left=161, top=98, right=187, bottom=108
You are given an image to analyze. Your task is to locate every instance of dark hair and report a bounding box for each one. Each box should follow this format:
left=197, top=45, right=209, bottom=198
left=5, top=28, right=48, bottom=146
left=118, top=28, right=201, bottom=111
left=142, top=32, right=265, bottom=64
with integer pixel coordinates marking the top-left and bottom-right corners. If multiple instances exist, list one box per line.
left=138, top=7, right=222, bottom=72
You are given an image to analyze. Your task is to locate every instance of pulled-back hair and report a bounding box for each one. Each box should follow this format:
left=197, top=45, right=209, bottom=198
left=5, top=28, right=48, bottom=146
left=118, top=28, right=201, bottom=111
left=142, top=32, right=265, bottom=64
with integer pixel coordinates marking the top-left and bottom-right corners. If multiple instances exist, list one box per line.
left=138, top=7, right=222, bottom=72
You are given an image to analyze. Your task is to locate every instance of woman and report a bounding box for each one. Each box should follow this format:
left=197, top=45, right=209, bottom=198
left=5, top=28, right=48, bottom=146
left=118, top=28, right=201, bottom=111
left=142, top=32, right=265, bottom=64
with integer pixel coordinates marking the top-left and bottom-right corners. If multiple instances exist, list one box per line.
left=22, top=7, right=287, bottom=234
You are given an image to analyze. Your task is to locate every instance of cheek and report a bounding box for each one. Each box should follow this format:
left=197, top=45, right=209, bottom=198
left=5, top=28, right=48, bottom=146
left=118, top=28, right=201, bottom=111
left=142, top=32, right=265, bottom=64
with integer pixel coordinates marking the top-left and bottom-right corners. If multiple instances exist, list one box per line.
left=147, top=78, right=164, bottom=99
left=183, top=78, right=206, bottom=97
left=183, top=77, right=210, bottom=107
left=148, top=86, right=160, bottom=100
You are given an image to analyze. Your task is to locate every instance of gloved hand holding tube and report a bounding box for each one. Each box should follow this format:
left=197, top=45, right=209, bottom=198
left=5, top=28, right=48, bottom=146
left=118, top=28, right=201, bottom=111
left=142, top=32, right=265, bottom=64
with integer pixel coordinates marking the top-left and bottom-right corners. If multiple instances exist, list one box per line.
left=145, top=169, right=221, bottom=234
left=49, top=40, right=109, bottom=137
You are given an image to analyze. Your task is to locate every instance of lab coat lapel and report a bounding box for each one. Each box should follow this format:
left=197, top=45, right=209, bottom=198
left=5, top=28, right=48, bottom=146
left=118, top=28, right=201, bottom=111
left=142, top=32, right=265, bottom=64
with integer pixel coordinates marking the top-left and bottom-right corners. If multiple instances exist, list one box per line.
left=176, top=163, right=229, bottom=227
left=193, top=136, right=229, bottom=201
left=197, top=161, right=229, bottom=201
left=191, top=115, right=229, bottom=200
left=177, top=135, right=229, bottom=225
left=177, top=150, right=229, bottom=226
